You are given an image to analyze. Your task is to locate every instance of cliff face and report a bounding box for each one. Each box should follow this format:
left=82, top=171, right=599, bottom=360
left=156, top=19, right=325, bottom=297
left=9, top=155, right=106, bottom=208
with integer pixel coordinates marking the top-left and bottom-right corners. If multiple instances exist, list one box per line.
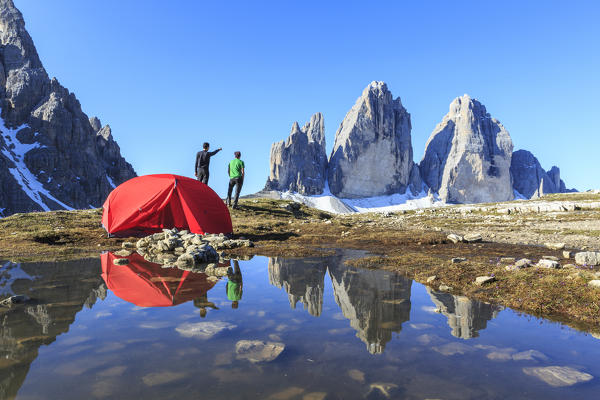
left=0, top=0, right=135, bottom=216
left=510, top=150, right=573, bottom=198
left=329, top=262, right=412, bottom=354
left=426, top=288, right=501, bottom=339
left=420, top=95, right=514, bottom=203
left=264, top=113, right=327, bottom=195
left=328, top=81, right=421, bottom=198
left=268, top=256, right=327, bottom=317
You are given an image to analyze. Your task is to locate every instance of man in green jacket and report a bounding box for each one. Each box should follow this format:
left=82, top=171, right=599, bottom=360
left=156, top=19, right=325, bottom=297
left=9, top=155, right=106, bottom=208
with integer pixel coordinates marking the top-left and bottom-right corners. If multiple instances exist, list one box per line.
left=226, top=151, right=244, bottom=209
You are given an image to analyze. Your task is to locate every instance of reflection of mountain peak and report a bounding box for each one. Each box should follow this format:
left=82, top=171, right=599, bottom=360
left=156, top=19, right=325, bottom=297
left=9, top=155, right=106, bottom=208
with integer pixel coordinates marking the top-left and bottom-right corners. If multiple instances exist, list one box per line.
left=329, top=265, right=412, bottom=354
left=268, top=257, right=327, bottom=317
left=0, top=258, right=105, bottom=399
left=427, top=288, right=501, bottom=339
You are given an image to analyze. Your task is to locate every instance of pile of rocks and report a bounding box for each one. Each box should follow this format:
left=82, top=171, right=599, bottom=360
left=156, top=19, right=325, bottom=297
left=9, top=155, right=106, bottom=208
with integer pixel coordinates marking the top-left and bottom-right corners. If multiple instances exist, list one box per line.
left=115, top=228, right=253, bottom=270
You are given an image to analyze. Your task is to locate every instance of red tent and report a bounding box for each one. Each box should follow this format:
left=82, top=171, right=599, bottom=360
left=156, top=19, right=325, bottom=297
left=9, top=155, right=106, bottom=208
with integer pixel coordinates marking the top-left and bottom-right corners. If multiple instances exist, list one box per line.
left=100, top=252, right=219, bottom=307
left=102, top=174, right=232, bottom=237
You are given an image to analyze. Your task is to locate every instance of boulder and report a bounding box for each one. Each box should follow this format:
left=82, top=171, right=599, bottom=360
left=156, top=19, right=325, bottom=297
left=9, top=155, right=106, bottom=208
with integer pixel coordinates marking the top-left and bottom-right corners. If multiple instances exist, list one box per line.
left=523, top=366, right=593, bottom=387
left=235, top=340, right=285, bottom=363
left=475, top=276, right=496, bottom=285
left=328, top=81, right=420, bottom=198
left=447, top=233, right=463, bottom=243
left=463, top=233, right=483, bottom=243
left=420, top=95, right=513, bottom=203
left=575, top=251, right=600, bottom=266
left=264, top=113, right=328, bottom=195
left=537, top=259, right=561, bottom=269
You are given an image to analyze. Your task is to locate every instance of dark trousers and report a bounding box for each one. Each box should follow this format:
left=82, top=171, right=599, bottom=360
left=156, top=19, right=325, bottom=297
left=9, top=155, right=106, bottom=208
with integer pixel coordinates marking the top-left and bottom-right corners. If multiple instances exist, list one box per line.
left=197, top=168, right=209, bottom=184
left=226, top=177, right=243, bottom=206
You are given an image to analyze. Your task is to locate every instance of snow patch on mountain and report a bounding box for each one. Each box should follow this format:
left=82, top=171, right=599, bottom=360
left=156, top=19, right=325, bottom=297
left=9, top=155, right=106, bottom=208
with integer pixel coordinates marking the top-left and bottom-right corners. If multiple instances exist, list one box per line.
left=0, top=115, right=74, bottom=211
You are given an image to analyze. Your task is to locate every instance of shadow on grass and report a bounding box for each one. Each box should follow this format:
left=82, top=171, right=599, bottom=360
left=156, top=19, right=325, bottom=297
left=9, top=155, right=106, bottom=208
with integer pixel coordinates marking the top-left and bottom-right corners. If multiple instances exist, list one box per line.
left=240, top=232, right=299, bottom=242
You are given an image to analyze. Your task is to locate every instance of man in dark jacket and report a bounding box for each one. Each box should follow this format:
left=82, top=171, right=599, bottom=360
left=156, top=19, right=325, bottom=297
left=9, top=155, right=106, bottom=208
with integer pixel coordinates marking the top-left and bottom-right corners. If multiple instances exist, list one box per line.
left=195, top=142, right=222, bottom=184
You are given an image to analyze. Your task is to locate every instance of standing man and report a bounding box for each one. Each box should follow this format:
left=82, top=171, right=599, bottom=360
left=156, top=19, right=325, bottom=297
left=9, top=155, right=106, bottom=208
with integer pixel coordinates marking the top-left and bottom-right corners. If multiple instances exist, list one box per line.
left=226, top=151, right=244, bottom=209
left=195, top=142, right=222, bottom=185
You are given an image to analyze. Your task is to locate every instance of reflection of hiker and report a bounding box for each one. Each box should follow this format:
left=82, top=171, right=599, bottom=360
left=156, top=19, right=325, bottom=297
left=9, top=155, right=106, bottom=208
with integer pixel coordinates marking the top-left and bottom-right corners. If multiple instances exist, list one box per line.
left=195, top=142, right=222, bottom=184
left=193, top=294, right=219, bottom=318
left=226, top=151, right=245, bottom=209
left=226, top=260, right=243, bottom=309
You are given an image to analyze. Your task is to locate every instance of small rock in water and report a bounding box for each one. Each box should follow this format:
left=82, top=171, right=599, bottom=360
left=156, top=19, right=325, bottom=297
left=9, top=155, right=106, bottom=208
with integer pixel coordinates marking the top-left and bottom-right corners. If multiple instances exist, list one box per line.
left=475, top=276, right=496, bottom=285
left=426, top=275, right=437, bottom=283
left=235, top=340, right=285, bottom=363
left=588, top=280, right=600, bottom=289
left=523, top=366, right=593, bottom=387
left=121, top=241, right=135, bottom=249
left=563, top=251, right=573, bottom=259
left=142, top=371, right=187, bottom=387
left=347, top=369, right=365, bottom=383
left=512, top=350, right=548, bottom=361
left=447, top=233, right=463, bottom=243
left=575, top=251, right=600, bottom=266
left=451, top=257, right=467, bottom=263
left=113, top=258, right=130, bottom=265
left=545, top=242, right=566, bottom=250
left=463, top=233, right=482, bottom=243
left=176, top=321, right=236, bottom=339
left=365, top=382, right=399, bottom=399
left=537, top=259, right=561, bottom=269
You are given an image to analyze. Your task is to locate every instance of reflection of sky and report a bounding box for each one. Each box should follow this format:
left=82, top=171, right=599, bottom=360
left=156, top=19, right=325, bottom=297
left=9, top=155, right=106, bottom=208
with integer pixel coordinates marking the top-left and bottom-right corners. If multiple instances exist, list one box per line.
left=10, top=256, right=600, bottom=399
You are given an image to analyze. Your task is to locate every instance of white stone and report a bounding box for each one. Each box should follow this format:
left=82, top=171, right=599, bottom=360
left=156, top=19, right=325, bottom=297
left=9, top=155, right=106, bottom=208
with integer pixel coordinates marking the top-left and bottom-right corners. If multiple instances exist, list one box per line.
left=475, top=276, right=495, bottom=285
left=235, top=340, right=285, bottom=363
left=575, top=251, right=600, bottom=266
left=537, top=259, right=561, bottom=269
left=175, top=321, right=236, bottom=339
left=523, top=366, right=593, bottom=387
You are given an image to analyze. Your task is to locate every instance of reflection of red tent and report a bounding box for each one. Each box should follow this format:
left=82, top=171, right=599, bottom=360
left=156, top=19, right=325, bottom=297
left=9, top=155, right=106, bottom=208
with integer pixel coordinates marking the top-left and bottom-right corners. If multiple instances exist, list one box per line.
left=101, top=174, right=232, bottom=237
left=100, top=252, right=219, bottom=307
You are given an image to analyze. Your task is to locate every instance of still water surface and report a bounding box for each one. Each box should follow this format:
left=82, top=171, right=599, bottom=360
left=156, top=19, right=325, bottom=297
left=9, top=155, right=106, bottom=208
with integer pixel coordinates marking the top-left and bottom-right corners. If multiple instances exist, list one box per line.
left=1, top=251, right=600, bottom=399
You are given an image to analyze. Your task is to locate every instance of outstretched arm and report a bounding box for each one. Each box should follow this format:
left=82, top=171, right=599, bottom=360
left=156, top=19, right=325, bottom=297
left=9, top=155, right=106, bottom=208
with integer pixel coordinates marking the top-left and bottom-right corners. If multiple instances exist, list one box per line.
left=210, top=148, right=222, bottom=156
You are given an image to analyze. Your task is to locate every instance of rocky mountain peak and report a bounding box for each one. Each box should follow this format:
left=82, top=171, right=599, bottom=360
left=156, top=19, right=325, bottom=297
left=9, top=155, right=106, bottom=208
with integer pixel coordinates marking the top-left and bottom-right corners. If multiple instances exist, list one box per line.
left=420, top=95, right=514, bottom=203
left=264, top=112, right=328, bottom=195
left=303, top=111, right=324, bottom=145
left=0, top=0, right=136, bottom=216
left=328, top=81, right=420, bottom=198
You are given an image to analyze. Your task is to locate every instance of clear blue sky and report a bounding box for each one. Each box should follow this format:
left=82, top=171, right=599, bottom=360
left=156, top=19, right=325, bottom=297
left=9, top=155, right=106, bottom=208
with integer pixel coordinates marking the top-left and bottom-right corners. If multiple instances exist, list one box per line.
left=16, top=0, right=600, bottom=196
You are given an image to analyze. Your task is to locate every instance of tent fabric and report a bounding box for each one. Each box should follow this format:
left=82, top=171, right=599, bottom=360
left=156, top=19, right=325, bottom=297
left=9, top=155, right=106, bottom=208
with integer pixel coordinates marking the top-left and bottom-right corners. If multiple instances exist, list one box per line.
left=100, top=252, right=219, bottom=307
left=102, top=174, right=232, bottom=236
